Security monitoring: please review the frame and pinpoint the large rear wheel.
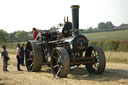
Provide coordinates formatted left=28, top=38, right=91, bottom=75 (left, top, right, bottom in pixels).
left=86, top=46, right=106, bottom=74
left=25, top=40, right=43, bottom=72
left=51, top=47, right=70, bottom=78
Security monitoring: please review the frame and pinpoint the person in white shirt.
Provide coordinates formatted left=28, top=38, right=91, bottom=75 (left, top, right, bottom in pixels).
left=16, top=43, right=22, bottom=71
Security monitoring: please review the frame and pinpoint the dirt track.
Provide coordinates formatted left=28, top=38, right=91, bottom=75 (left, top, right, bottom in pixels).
left=0, top=54, right=128, bottom=85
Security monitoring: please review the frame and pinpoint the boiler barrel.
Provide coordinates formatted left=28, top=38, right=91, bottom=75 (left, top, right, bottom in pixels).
left=71, top=5, right=80, bottom=35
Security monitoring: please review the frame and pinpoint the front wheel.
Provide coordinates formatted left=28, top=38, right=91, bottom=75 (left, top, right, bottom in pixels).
left=25, top=40, right=43, bottom=72
left=86, top=46, right=106, bottom=74
left=51, top=47, right=70, bottom=78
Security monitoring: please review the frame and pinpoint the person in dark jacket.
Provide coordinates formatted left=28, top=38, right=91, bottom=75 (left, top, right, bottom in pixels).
left=16, top=43, right=22, bottom=71
left=32, top=27, right=38, bottom=40
left=20, top=44, right=25, bottom=66
left=1, top=45, right=10, bottom=71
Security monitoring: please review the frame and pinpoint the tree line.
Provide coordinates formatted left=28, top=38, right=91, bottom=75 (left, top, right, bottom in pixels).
left=0, top=30, right=33, bottom=43
left=80, top=21, right=128, bottom=33
left=0, top=21, right=128, bottom=43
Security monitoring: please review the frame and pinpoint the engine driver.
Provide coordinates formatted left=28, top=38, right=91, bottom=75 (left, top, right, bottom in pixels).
left=32, top=27, right=38, bottom=40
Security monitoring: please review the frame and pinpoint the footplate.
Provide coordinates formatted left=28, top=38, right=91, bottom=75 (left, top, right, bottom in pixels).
left=71, top=57, right=96, bottom=65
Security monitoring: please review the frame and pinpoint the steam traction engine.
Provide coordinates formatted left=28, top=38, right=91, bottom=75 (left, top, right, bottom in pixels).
left=25, top=5, right=106, bottom=78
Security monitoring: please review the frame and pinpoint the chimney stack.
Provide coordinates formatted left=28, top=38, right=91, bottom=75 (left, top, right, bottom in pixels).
left=71, top=5, right=80, bottom=35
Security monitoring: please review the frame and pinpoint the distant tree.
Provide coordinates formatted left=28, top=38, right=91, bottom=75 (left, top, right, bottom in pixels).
left=79, top=29, right=83, bottom=31
left=0, top=29, right=9, bottom=43
left=118, top=24, right=128, bottom=29
left=98, top=22, right=107, bottom=30
left=93, top=27, right=98, bottom=31
left=16, top=31, right=29, bottom=41
left=106, top=21, right=114, bottom=30
left=8, top=32, right=17, bottom=43
left=87, top=27, right=93, bottom=32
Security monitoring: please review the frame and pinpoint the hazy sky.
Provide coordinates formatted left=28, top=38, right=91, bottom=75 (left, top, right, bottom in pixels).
left=0, top=0, right=128, bottom=33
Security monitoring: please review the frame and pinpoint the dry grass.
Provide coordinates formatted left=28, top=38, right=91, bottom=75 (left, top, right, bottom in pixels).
left=105, top=51, right=128, bottom=64
left=1, top=48, right=128, bottom=64
left=8, top=48, right=16, bottom=54
left=0, top=48, right=16, bottom=54
left=0, top=55, right=128, bottom=85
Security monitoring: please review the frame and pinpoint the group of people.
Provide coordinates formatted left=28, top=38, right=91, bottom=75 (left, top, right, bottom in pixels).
left=1, top=43, right=25, bottom=71
left=1, top=27, right=38, bottom=72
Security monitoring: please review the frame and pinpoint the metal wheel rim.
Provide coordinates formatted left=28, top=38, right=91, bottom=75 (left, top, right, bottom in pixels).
left=52, top=50, right=63, bottom=77
left=26, top=43, right=34, bottom=71
left=91, top=49, right=99, bottom=72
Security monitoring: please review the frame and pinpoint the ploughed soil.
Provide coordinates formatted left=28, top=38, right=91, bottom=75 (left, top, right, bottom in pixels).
left=0, top=54, right=128, bottom=85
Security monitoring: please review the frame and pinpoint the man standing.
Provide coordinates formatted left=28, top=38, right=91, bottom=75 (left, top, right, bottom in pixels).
left=1, top=45, right=10, bottom=71
left=32, top=27, right=38, bottom=40
left=20, top=44, right=25, bottom=66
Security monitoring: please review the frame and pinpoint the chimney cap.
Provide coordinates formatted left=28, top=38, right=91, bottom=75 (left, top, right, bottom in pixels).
left=71, top=5, right=80, bottom=8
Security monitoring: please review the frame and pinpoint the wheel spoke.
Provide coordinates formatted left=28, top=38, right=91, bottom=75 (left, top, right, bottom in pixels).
left=93, top=62, right=99, bottom=71
left=53, top=65, right=59, bottom=68
left=94, top=50, right=97, bottom=56
left=27, top=58, right=32, bottom=61
left=93, top=50, right=99, bottom=59
left=92, top=50, right=96, bottom=57
left=53, top=56, right=58, bottom=60
left=93, top=50, right=99, bottom=71
left=97, top=59, right=99, bottom=62
left=29, top=63, right=33, bottom=70
left=93, top=64, right=98, bottom=70
left=95, top=54, right=98, bottom=57
left=92, top=50, right=99, bottom=70
left=94, top=63, right=98, bottom=68
left=29, top=63, right=33, bottom=68
left=95, top=55, right=99, bottom=59
left=91, top=52, right=94, bottom=57
left=56, top=50, right=60, bottom=57
left=56, top=66, right=62, bottom=76
left=57, top=56, right=62, bottom=62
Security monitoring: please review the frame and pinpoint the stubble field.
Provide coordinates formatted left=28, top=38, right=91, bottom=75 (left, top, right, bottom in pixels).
left=0, top=53, right=128, bottom=85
